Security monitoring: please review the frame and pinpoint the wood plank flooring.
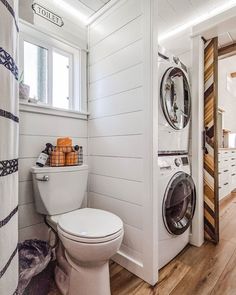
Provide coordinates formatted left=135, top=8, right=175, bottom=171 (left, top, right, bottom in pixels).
left=110, top=193, right=236, bottom=295
left=39, top=193, right=236, bottom=295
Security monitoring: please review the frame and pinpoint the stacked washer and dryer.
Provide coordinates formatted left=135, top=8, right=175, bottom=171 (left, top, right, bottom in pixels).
left=157, top=50, right=196, bottom=269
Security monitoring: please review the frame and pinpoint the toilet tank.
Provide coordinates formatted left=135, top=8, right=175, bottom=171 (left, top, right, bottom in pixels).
left=31, top=165, right=88, bottom=215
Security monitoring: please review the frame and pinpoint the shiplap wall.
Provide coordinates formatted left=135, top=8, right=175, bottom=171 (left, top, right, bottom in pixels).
left=18, top=110, right=88, bottom=241
left=88, top=0, right=159, bottom=284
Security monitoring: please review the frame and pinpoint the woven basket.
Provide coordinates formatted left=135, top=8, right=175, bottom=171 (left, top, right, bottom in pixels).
left=50, top=150, right=65, bottom=167
left=65, top=152, right=78, bottom=166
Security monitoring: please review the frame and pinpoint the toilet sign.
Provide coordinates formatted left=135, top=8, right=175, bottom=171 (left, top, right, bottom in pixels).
left=32, top=3, right=64, bottom=27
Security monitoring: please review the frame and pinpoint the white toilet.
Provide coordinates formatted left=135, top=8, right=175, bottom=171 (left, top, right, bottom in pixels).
left=31, top=165, right=124, bottom=295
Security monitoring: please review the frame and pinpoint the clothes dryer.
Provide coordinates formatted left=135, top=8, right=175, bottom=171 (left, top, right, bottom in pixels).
left=158, top=53, right=191, bottom=155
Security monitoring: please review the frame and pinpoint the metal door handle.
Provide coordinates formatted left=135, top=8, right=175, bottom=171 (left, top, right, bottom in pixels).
left=203, top=128, right=208, bottom=154
left=36, top=175, right=49, bottom=182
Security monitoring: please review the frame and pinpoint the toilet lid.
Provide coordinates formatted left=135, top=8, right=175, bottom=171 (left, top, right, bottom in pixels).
left=57, top=208, right=123, bottom=239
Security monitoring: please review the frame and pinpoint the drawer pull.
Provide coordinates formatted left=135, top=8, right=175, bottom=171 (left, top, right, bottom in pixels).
left=218, top=172, right=221, bottom=175
left=224, top=182, right=229, bottom=186
left=224, top=170, right=229, bottom=172
left=232, top=174, right=236, bottom=176
left=219, top=187, right=222, bottom=189
left=224, top=160, right=229, bottom=162
left=232, top=165, right=236, bottom=167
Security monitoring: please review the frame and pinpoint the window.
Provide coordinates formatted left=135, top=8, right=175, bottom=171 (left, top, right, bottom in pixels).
left=19, top=24, right=84, bottom=112
left=52, top=50, right=71, bottom=109
left=23, top=40, right=73, bottom=110
left=24, top=41, right=48, bottom=103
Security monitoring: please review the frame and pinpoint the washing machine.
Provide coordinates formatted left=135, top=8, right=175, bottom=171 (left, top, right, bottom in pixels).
left=158, top=52, right=191, bottom=155
left=158, top=155, right=196, bottom=269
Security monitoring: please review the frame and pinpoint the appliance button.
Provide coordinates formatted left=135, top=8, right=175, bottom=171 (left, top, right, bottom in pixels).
left=175, top=158, right=181, bottom=167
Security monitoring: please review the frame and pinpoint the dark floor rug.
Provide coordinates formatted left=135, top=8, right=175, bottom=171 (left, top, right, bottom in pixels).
left=23, top=262, right=60, bottom=295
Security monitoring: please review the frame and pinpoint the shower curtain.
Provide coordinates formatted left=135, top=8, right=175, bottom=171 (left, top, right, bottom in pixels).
left=0, top=0, right=19, bottom=294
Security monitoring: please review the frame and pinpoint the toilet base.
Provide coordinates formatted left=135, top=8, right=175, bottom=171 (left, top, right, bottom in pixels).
left=55, top=242, right=111, bottom=295
left=68, top=254, right=111, bottom=295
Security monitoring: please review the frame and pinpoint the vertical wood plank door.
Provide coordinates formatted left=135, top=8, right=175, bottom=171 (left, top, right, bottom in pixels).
left=204, top=37, right=219, bottom=243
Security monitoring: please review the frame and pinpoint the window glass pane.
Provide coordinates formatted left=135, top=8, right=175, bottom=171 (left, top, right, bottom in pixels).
left=24, top=41, right=48, bottom=103
left=53, top=51, right=70, bottom=110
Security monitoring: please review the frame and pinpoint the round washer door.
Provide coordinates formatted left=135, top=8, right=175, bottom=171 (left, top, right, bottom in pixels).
left=163, top=172, right=196, bottom=235
left=160, top=67, right=191, bottom=130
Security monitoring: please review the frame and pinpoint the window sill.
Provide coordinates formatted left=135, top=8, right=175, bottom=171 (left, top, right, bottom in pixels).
left=19, top=101, right=89, bottom=120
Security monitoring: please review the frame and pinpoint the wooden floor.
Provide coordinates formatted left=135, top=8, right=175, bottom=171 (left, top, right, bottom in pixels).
left=110, top=193, right=236, bottom=295
left=45, top=193, right=236, bottom=295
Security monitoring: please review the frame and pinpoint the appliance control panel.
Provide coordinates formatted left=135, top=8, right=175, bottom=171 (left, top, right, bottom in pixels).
left=158, top=156, right=189, bottom=173
left=158, top=158, right=172, bottom=170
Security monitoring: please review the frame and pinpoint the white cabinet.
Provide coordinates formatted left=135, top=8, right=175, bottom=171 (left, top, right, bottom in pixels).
left=230, top=152, right=236, bottom=192
left=218, top=149, right=236, bottom=200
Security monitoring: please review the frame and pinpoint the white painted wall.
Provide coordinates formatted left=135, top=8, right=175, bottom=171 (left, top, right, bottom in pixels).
left=218, top=55, right=236, bottom=133
left=18, top=108, right=88, bottom=241
left=88, top=0, right=159, bottom=285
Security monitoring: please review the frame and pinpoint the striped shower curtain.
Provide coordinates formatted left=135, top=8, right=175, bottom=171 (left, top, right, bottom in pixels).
left=0, top=0, right=19, bottom=294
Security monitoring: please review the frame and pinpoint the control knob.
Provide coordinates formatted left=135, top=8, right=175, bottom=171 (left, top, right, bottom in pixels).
left=175, top=158, right=181, bottom=167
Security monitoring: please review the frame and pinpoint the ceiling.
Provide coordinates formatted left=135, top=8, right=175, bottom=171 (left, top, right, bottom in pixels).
left=77, top=0, right=111, bottom=14
left=158, top=0, right=234, bottom=38
left=158, top=0, right=236, bottom=59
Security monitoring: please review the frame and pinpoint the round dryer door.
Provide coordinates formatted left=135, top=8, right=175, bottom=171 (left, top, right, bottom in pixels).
left=160, top=67, right=191, bottom=130
left=163, top=172, right=196, bottom=235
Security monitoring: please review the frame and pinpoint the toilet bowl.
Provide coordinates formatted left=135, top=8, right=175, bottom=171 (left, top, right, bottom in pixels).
left=55, top=208, right=123, bottom=295
left=31, top=165, right=124, bottom=295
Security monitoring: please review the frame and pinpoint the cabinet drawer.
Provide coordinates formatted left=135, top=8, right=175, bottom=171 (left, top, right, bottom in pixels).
left=219, top=182, right=230, bottom=200
left=231, top=173, right=236, bottom=190
left=219, top=150, right=230, bottom=158
left=219, top=186, right=226, bottom=200
left=231, top=163, right=236, bottom=172
left=231, top=150, right=236, bottom=156
left=219, top=158, right=230, bottom=169
left=219, top=170, right=230, bottom=184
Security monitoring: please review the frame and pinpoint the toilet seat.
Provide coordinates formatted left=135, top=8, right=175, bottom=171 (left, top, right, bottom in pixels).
left=58, top=227, right=123, bottom=244
left=56, top=208, right=123, bottom=244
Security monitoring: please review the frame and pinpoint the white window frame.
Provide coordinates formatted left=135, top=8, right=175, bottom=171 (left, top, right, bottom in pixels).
left=19, top=21, right=84, bottom=113
left=51, top=47, right=73, bottom=110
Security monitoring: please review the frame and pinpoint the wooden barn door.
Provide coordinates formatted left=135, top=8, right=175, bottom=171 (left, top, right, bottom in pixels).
left=203, top=37, right=219, bottom=243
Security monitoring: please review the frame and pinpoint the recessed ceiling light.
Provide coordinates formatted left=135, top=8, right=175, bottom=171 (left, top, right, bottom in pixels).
left=159, top=0, right=236, bottom=42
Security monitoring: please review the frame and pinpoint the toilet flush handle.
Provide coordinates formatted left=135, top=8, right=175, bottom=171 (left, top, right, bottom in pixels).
left=36, top=175, right=49, bottom=182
